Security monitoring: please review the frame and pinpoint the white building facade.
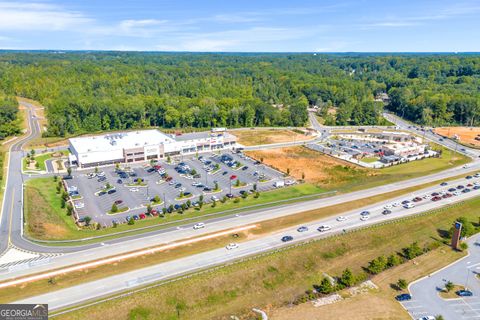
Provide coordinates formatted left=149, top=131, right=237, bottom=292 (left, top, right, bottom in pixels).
left=69, top=129, right=237, bottom=168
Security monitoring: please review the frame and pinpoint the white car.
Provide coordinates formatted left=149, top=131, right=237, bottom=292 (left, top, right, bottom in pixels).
left=416, top=316, right=435, bottom=320
left=392, top=202, right=400, bottom=207
left=97, top=171, right=105, bottom=177
left=317, top=225, right=332, bottom=232
left=453, top=191, right=461, bottom=196
left=463, top=164, right=469, bottom=169
left=211, top=196, right=219, bottom=202
left=225, top=243, right=239, bottom=250
left=130, top=188, right=139, bottom=192
left=360, top=215, right=370, bottom=221
left=336, top=216, right=347, bottom=222
left=193, top=222, right=205, bottom=230
left=179, top=187, right=186, bottom=192
left=74, top=202, right=84, bottom=209
left=403, top=203, right=415, bottom=209
left=384, top=204, right=392, bottom=209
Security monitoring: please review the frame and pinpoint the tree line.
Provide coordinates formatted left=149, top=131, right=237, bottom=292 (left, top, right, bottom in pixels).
left=0, top=52, right=479, bottom=137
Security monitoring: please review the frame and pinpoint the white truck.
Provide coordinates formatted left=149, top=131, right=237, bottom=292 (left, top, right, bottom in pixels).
left=274, top=180, right=285, bottom=188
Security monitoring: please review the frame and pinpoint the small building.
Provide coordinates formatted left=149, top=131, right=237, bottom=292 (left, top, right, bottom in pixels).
left=380, top=155, right=401, bottom=164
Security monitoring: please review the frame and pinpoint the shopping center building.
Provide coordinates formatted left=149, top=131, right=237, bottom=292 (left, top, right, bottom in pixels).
left=68, top=128, right=237, bottom=168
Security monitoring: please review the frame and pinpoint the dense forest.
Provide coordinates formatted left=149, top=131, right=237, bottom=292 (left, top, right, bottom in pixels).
left=0, top=52, right=479, bottom=137
left=0, top=91, right=20, bottom=139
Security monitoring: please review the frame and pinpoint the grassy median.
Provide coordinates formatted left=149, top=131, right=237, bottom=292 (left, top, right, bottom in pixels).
left=51, top=196, right=480, bottom=320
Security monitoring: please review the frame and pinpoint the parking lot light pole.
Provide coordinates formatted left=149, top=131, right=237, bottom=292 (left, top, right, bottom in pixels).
left=163, top=193, right=166, bottom=209
left=230, top=179, right=232, bottom=195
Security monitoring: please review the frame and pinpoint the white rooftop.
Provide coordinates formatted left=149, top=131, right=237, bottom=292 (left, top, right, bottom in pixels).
left=69, top=130, right=175, bottom=153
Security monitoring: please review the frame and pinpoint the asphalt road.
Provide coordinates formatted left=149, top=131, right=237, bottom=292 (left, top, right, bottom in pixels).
left=0, top=101, right=41, bottom=255
left=403, top=236, right=480, bottom=320
left=15, top=174, right=480, bottom=310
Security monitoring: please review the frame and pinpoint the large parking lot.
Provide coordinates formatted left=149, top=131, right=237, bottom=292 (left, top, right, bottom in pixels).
left=66, top=151, right=288, bottom=226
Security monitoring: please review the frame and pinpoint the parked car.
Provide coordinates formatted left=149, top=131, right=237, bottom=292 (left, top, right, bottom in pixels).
left=226, top=193, right=234, bottom=198
left=222, top=171, right=228, bottom=175
left=139, top=213, right=146, bottom=220
left=107, top=189, right=116, bottom=194
left=281, top=236, right=293, bottom=242
left=133, top=215, right=139, bottom=220
left=456, top=290, right=473, bottom=297
left=117, top=179, right=123, bottom=184
left=114, top=200, right=123, bottom=205
left=395, top=293, right=412, bottom=301
left=230, top=175, right=237, bottom=180
left=242, top=166, right=248, bottom=171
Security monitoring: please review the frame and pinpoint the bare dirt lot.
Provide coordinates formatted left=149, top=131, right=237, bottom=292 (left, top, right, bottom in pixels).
left=435, top=127, right=480, bottom=147
left=246, top=146, right=373, bottom=188
left=232, top=129, right=314, bottom=146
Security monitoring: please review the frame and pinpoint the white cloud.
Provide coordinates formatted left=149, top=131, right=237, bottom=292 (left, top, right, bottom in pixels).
left=0, top=1, right=92, bottom=31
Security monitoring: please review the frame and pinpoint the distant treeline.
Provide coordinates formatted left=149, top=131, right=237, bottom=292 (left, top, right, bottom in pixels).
left=0, top=52, right=479, bottom=136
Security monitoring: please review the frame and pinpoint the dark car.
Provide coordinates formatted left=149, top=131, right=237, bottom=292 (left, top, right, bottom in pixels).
left=129, top=172, right=137, bottom=177
left=97, top=176, right=106, bottom=182
left=474, top=186, right=480, bottom=190
left=184, top=192, right=191, bottom=196
left=222, top=171, right=228, bottom=175
left=114, top=200, right=123, bottom=205
left=226, top=193, right=234, bottom=198
left=382, top=209, right=392, bottom=215
left=133, top=215, right=139, bottom=220
left=107, top=189, right=116, bottom=194
left=239, top=190, right=247, bottom=195
left=117, top=179, right=123, bottom=184
left=457, top=185, right=465, bottom=189
left=456, top=290, right=473, bottom=297
left=63, top=175, right=73, bottom=180
left=98, top=190, right=107, bottom=196
left=203, top=187, right=212, bottom=192
left=174, top=204, right=181, bottom=210
left=175, top=183, right=182, bottom=188
left=395, top=293, right=412, bottom=301
left=440, top=182, right=448, bottom=186
left=466, top=175, right=473, bottom=180
left=401, top=200, right=410, bottom=205
left=242, top=166, right=249, bottom=171
left=448, top=188, right=457, bottom=192
left=281, top=236, right=293, bottom=242
left=463, top=188, right=471, bottom=193
left=146, top=168, right=155, bottom=173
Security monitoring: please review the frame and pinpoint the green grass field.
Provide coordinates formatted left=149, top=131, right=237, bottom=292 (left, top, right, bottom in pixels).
left=53, top=194, right=480, bottom=320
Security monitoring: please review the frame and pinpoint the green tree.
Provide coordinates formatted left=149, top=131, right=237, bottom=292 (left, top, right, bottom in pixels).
left=387, top=254, right=402, bottom=268
left=367, top=255, right=388, bottom=274
left=339, top=268, right=355, bottom=288
left=67, top=167, right=72, bottom=176
left=84, top=216, right=92, bottom=226
left=316, top=277, right=333, bottom=294
left=397, top=278, right=408, bottom=290
left=128, top=217, right=135, bottom=225
left=445, top=281, right=454, bottom=292
left=403, top=242, right=423, bottom=260
left=111, top=203, right=118, bottom=213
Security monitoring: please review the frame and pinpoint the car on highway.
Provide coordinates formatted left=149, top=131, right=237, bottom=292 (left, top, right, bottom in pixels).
left=336, top=216, right=347, bottom=222
left=317, top=225, right=331, bottom=232
left=360, top=215, right=370, bottom=221
left=448, top=188, right=457, bottom=192
left=281, top=236, right=293, bottom=242
left=395, top=293, right=412, bottom=301
left=225, top=243, right=239, bottom=250
left=457, top=185, right=465, bottom=189
left=440, top=182, right=448, bottom=186
left=416, top=316, right=435, bottom=320
left=403, top=203, right=415, bottom=209
left=382, top=209, right=392, bottom=215
left=456, top=289, right=473, bottom=297
left=466, top=175, right=473, bottom=180
left=384, top=204, right=393, bottom=209
left=193, top=222, right=205, bottom=230
left=360, top=211, right=370, bottom=216
left=392, top=202, right=400, bottom=207
left=297, top=226, right=309, bottom=232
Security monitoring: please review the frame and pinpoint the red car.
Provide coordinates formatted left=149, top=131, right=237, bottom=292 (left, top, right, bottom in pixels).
left=154, top=165, right=162, bottom=170
left=230, top=175, right=237, bottom=180
left=166, top=176, right=173, bottom=182
left=412, top=197, right=422, bottom=202
left=139, top=213, right=146, bottom=220
left=150, top=209, right=159, bottom=216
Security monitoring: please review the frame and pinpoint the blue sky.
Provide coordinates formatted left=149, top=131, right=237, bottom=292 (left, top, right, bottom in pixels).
left=0, top=0, right=479, bottom=52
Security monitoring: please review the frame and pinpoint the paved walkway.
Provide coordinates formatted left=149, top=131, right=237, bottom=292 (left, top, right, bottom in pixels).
left=404, top=236, right=480, bottom=319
